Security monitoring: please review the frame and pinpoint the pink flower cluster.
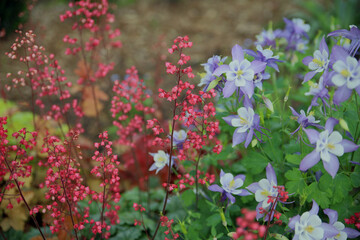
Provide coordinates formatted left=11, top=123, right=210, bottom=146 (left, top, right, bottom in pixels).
left=111, top=66, right=155, bottom=147
left=160, top=215, right=179, bottom=240
left=232, top=209, right=266, bottom=240
left=345, top=212, right=360, bottom=230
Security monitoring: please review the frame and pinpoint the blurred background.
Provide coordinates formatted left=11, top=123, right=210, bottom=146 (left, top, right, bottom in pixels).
left=1, top=0, right=359, bottom=85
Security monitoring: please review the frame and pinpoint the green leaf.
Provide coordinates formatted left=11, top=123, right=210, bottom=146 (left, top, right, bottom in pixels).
left=333, top=174, right=352, bottom=204
left=242, top=151, right=269, bottom=174
left=350, top=172, right=360, bottom=187
left=285, top=154, right=302, bottom=165
left=306, top=182, right=331, bottom=209
left=207, top=78, right=221, bottom=91
left=181, top=189, right=195, bottom=207
left=285, top=169, right=306, bottom=195
left=114, top=225, right=142, bottom=239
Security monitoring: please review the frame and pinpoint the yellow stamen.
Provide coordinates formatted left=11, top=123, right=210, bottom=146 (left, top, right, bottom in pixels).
left=237, top=69, right=244, bottom=76
left=229, top=179, right=235, bottom=189
left=327, top=143, right=335, bottom=150
left=240, top=117, right=248, bottom=125
left=261, top=190, right=270, bottom=196
left=305, top=225, right=314, bottom=233
left=341, top=69, right=351, bottom=77
left=313, top=58, right=324, bottom=67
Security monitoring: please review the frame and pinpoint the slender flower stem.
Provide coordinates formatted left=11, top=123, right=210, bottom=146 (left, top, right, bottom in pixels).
left=2, top=154, right=46, bottom=240
left=263, top=194, right=279, bottom=240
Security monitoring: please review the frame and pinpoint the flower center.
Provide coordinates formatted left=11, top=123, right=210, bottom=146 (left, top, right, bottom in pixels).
left=341, top=69, right=351, bottom=77
left=327, top=143, right=335, bottom=150
left=228, top=179, right=235, bottom=190
left=240, top=117, right=248, bottom=125
left=313, top=58, right=324, bottom=67
left=237, top=69, right=244, bottom=76
left=305, top=225, right=314, bottom=233
left=157, top=157, right=165, bottom=164
left=261, top=190, right=270, bottom=196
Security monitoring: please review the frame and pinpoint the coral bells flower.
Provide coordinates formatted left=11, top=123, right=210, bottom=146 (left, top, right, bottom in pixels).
left=149, top=150, right=173, bottom=174
left=288, top=200, right=338, bottom=240
left=324, top=209, right=360, bottom=239
left=208, top=169, right=250, bottom=204
left=345, top=212, right=360, bottom=230
left=301, top=118, right=359, bottom=178
left=223, top=107, right=266, bottom=148
left=231, top=208, right=266, bottom=240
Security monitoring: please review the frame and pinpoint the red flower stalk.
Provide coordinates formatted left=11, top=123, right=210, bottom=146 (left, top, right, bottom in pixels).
left=39, top=130, right=90, bottom=238
left=89, top=131, right=121, bottom=239
left=0, top=117, right=45, bottom=239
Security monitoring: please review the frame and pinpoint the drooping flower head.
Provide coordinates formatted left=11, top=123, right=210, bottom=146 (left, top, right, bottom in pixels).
left=324, top=209, right=360, bottom=240
left=289, top=106, right=322, bottom=135
left=304, top=75, right=330, bottom=113
left=208, top=169, right=250, bottom=204
left=281, top=18, right=310, bottom=52
left=255, top=28, right=282, bottom=48
left=199, top=55, right=227, bottom=92
left=172, top=129, right=187, bottom=149
left=149, top=150, right=172, bottom=174
left=223, top=107, right=266, bottom=148
left=328, top=25, right=360, bottom=57
left=301, top=118, right=359, bottom=178
left=288, top=200, right=338, bottom=240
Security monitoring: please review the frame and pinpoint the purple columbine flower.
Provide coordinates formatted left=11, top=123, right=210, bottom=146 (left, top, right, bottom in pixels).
left=172, top=129, right=187, bottom=149
left=247, top=163, right=279, bottom=221
left=223, top=107, right=265, bottom=148
left=213, top=44, right=266, bottom=98
left=245, top=45, right=283, bottom=72
left=330, top=45, right=360, bottom=105
left=208, top=169, right=250, bottom=204
left=301, top=118, right=359, bottom=178
left=323, top=209, right=360, bottom=240
left=302, top=36, right=330, bottom=83
left=255, top=28, right=282, bottom=48
left=199, top=55, right=227, bottom=92
left=289, top=106, right=322, bottom=135
left=328, top=25, right=360, bottom=57
left=288, top=200, right=338, bottom=240
left=281, top=18, right=310, bottom=52
left=305, top=75, right=330, bottom=113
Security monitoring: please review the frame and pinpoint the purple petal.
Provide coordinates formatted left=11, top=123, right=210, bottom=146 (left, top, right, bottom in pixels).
left=213, top=64, right=230, bottom=76
left=321, top=223, right=339, bottom=238
left=356, top=85, right=360, bottom=96
left=237, top=189, right=251, bottom=196
left=223, top=115, right=239, bottom=126
left=330, top=45, right=348, bottom=64
left=208, top=184, right=224, bottom=193
left=323, top=209, right=338, bottom=225
left=250, top=60, right=266, bottom=74
left=242, top=80, right=255, bottom=98
left=309, top=199, right=319, bottom=215
left=246, top=182, right=260, bottom=193
left=266, top=163, right=277, bottom=185
left=232, top=44, right=244, bottom=62
left=319, top=36, right=329, bottom=54
left=220, top=169, right=225, bottom=178
left=243, top=92, right=253, bottom=108
left=323, top=154, right=339, bottom=178
left=341, top=139, right=359, bottom=153
left=244, top=49, right=257, bottom=58
left=244, top=128, right=254, bottom=148
left=302, top=56, right=313, bottom=65
left=333, top=85, right=352, bottom=105
left=303, top=71, right=317, bottom=83
left=234, top=174, right=246, bottom=182
left=288, top=215, right=300, bottom=230
left=226, top=192, right=236, bottom=203
left=325, top=118, right=339, bottom=134
left=328, top=29, right=353, bottom=39
left=255, top=202, right=265, bottom=220
left=223, top=80, right=236, bottom=98
left=233, top=131, right=247, bottom=147
left=344, top=227, right=360, bottom=238
left=300, top=150, right=321, bottom=171
left=289, top=106, right=299, bottom=117
left=303, top=128, right=320, bottom=144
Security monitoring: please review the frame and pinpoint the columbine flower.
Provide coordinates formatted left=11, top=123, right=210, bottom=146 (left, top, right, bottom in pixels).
left=172, top=129, right=187, bottom=148
left=149, top=150, right=171, bottom=174
left=245, top=45, right=282, bottom=72
left=199, top=55, right=227, bottom=91
left=281, top=18, right=310, bottom=52
left=288, top=200, right=338, bottom=240
left=289, top=106, right=322, bottom=135
left=247, top=163, right=279, bottom=221
left=304, top=75, right=330, bottom=113
left=324, top=209, right=360, bottom=240
left=213, top=44, right=266, bottom=98
left=223, top=107, right=265, bottom=148
left=302, top=37, right=330, bottom=82
left=255, top=28, right=282, bottom=47
left=328, top=25, right=360, bottom=57
left=301, top=118, right=359, bottom=178
left=208, top=169, right=250, bottom=204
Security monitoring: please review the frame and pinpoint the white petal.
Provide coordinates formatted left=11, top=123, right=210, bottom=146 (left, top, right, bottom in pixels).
left=328, top=143, right=344, bottom=157
left=346, top=56, right=358, bottom=69
left=333, top=222, right=345, bottom=231
left=307, top=214, right=322, bottom=227
left=321, top=149, right=331, bottom=163
left=308, top=227, right=324, bottom=239
left=232, top=178, right=244, bottom=189
left=220, top=173, right=233, bottom=187
left=231, top=118, right=241, bottom=127
left=328, top=131, right=343, bottom=144
left=333, top=60, right=347, bottom=73
left=229, top=60, right=240, bottom=72
left=332, top=74, right=347, bottom=87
